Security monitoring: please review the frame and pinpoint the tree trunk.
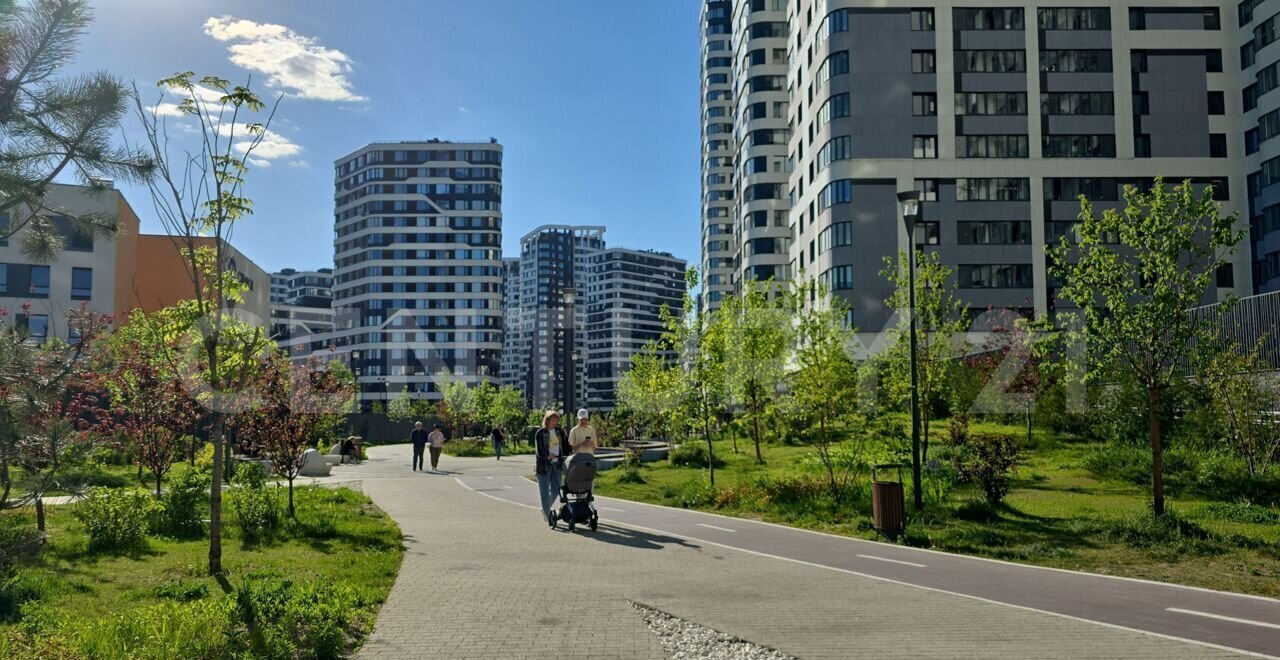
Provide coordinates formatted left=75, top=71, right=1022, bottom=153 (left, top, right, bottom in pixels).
left=1148, top=388, right=1164, bottom=517
left=209, top=414, right=224, bottom=574
left=287, top=478, right=295, bottom=518
left=751, top=391, right=763, bottom=463
left=35, top=496, right=45, bottom=533
left=1026, top=399, right=1034, bottom=448
left=821, top=416, right=836, bottom=498
left=137, top=460, right=143, bottom=484
left=702, top=396, right=715, bottom=488
left=155, top=471, right=162, bottom=497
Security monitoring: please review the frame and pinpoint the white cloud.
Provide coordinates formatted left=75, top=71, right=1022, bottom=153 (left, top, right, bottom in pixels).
left=203, top=16, right=365, bottom=102
left=248, top=158, right=271, bottom=168
left=212, top=121, right=303, bottom=164
left=286, top=159, right=310, bottom=169
left=147, top=85, right=227, bottom=118
left=457, top=106, right=471, bottom=114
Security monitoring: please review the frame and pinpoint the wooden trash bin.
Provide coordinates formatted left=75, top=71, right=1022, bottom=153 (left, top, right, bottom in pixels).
left=871, top=464, right=906, bottom=541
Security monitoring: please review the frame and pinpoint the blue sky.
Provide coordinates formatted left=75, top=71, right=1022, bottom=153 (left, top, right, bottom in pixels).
left=72, top=0, right=701, bottom=273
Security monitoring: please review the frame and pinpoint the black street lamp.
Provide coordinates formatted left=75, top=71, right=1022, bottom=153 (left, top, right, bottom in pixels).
left=897, top=189, right=924, bottom=511
left=562, top=287, right=576, bottom=414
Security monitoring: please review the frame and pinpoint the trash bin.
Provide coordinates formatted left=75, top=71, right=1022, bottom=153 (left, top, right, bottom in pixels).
left=871, top=463, right=906, bottom=541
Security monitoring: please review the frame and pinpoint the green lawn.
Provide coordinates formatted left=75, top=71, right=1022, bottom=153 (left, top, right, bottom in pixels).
left=595, top=423, right=1280, bottom=597
left=0, top=485, right=403, bottom=657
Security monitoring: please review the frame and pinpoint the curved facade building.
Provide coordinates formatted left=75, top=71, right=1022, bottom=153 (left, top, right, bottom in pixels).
left=331, top=140, right=504, bottom=406
left=700, top=0, right=737, bottom=312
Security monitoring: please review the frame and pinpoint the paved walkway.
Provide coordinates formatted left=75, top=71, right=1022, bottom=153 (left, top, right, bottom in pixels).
left=329, top=444, right=1273, bottom=660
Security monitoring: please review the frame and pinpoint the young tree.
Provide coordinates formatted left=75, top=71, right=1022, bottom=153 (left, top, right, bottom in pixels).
left=1199, top=344, right=1280, bottom=478
left=133, top=72, right=279, bottom=573
left=1048, top=178, right=1242, bottom=516
left=667, top=268, right=723, bottom=485
left=721, top=280, right=790, bottom=463
left=963, top=309, right=1057, bottom=447
left=105, top=345, right=201, bottom=496
left=241, top=353, right=354, bottom=517
left=467, top=380, right=497, bottom=430
left=387, top=385, right=418, bottom=424
left=880, top=249, right=967, bottom=470
left=616, top=348, right=685, bottom=447
left=489, top=386, right=528, bottom=443
left=0, top=306, right=111, bottom=531
left=435, top=371, right=473, bottom=439
left=0, top=0, right=153, bottom=261
left=785, top=282, right=860, bottom=498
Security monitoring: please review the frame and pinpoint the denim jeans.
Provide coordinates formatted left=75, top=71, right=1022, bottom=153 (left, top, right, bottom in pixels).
left=537, top=461, right=563, bottom=521
left=412, top=445, right=425, bottom=470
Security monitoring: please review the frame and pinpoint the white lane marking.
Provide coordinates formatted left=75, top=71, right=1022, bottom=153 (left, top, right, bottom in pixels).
left=857, top=554, right=927, bottom=568
left=501, top=484, right=513, bottom=490
left=600, top=519, right=1279, bottom=660
left=486, top=476, right=494, bottom=480
left=474, top=477, right=1276, bottom=659
left=600, top=507, right=626, bottom=513
left=592, top=494, right=1280, bottom=604
left=696, top=523, right=737, bottom=533
left=1166, top=608, right=1280, bottom=631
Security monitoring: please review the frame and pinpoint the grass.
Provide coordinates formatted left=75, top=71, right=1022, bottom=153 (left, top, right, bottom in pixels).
left=0, top=484, right=403, bottom=654
left=595, top=422, right=1280, bottom=597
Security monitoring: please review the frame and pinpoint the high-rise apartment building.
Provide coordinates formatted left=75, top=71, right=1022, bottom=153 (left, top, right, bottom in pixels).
left=1241, top=1, right=1280, bottom=291
left=270, top=267, right=334, bottom=348
left=701, top=2, right=1256, bottom=331
left=700, top=0, right=738, bottom=312
left=331, top=140, right=504, bottom=406
left=500, top=225, right=604, bottom=412
left=584, top=248, right=687, bottom=411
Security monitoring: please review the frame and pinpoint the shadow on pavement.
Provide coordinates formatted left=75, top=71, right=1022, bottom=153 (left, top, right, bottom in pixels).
left=578, top=523, right=701, bottom=551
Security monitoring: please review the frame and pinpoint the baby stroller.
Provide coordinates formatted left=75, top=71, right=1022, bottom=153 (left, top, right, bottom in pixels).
left=556, top=452, right=599, bottom=532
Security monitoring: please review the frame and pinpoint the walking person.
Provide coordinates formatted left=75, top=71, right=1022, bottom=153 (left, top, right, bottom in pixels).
left=491, top=426, right=505, bottom=461
left=569, top=408, right=597, bottom=455
left=535, top=410, right=570, bottom=528
left=409, top=422, right=428, bottom=471
left=428, top=423, right=446, bottom=471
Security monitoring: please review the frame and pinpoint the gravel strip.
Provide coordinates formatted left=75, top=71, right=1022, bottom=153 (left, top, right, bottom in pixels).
left=630, top=601, right=800, bottom=660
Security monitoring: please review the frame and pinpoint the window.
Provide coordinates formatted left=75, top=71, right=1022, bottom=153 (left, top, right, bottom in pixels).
left=20, top=313, right=49, bottom=341
left=29, top=265, right=49, bottom=297
left=1208, top=91, right=1225, bottom=114
left=71, top=267, right=91, bottom=300
left=817, top=136, right=851, bottom=171
left=912, top=50, right=936, bottom=73
left=818, top=180, right=853, bottom=211
left=959, top=221, right=1031, bottom=244
left=913, top=135, right=937, bottom=159
left=1248, top=127, right=1261, bottom=154
left=1260, top=107, right=1280, bottom=143
left=1260, top=62, right=1280, bottom=96
left=911, top=9, right=935, bottom=31
left=956, top=50, right=1026, bottom=73
left=822, top=8, right=850, bottom=36
left=954, top=8, right=1024, bottom=30
left=818, top=93, right=850, bottom=125
left=956, top=134, right=1029, bottom=158
left=1243, top=40, right=1256, bottom=69
left=1040, top=92, right=1114, bottom=115
left=1134, top=134, right=1152, bottom=157
left=1042, top=135, right=1117, bottom=157
left=959, top=264, right=1033, bottom=288
left=1131, top=7, right=1221, bottom=30
left=1133, top=92, right=1150, bottom=114
left=956, top=178, right=1030, bottom=201
left=914, top=222, right=940, bottom=246
left=912, top=93, right=937, bottom=116
left=1256, top=13, right=1280, bottom=48
left=748, top=75, right=784, bottom=93
left=820, top=265, right=853, bottom=290
left=0, top=264, right=6, bottom=294
left=817, top=51, right=849, bottom=85
left=1242, top=0, right=1264, bottom=27
left=1046, top=178, right=1119, bottom=201
left=1217, top=264, right=1235, bottom=288
left=1210, top=133, right=1228, bottom=157
left=916, top=178, right=938, bottom=201
left=956, top=92, right=1027, bottom=115
left=0, top=215, right=7, bottom=247
left=1040, top=50, right=1112, bottom=72
left=1038, top=7, right=1111, bottom=30
left=817, top=222, right=852, bottom=253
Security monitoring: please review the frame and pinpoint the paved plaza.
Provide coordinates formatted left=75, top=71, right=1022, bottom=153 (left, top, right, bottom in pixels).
left=342, top=444, right=1271, bottom=660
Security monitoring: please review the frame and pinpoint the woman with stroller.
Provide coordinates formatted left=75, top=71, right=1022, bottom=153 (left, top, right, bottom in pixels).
left=534, top=410, right=571, bottom=528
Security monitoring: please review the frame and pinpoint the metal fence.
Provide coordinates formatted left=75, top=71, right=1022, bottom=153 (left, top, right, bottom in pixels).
left=1189, top=290, right=1280, bottom=371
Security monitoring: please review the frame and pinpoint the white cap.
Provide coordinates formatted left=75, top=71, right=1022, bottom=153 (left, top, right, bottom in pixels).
left=576, top=408, right=589, bottom=420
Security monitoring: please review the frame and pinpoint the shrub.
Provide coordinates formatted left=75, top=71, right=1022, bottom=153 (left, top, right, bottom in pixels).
left=155, top=469, right=207, bottom=538
left=236, top=577, right=374, bottom=660
left=956, top=434, right=1020, bottom=505
left=153, top=580, right=209, bottom=602
left=953, top=500, right=1000, bottom=523
left=1101, top=507, right=1219, bottom=556
left=447, top=439, right=488, bottom=457
left=1195, top=501, right=1280, bottom=524
left=193, top=443, right=215, bottom=475
left=229, top=472, right=281, bottom=544
left=669, top=443, right=724, bottom=469
left=73, top=599, right=236, bottom=660
left=74, top=488, right=159, bottom=552
left=673, top=480, right=716, bottom=508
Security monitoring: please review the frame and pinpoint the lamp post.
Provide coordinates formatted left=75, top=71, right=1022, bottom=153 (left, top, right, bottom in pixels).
left=562, top=287, right=576, bottom=414
left=897, top=190, right=924, bottom=511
